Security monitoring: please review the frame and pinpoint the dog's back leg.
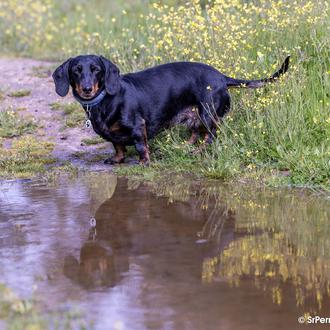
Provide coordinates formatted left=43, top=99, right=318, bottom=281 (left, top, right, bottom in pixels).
left=198, top=88, right=231, bottom=144
left=132, top=118, right=150, bottom=166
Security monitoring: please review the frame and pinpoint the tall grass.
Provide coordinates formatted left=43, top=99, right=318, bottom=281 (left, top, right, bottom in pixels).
left=0, top=0, right=329, bottom=188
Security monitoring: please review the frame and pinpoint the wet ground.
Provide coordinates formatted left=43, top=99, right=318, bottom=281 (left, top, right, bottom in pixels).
left=1, top=172, right=330, bottom=329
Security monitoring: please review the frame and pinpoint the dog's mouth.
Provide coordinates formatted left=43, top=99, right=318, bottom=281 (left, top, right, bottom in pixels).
left=80, top=92, right=96, bottom=99
left=75, top=83, right=100, bottom=100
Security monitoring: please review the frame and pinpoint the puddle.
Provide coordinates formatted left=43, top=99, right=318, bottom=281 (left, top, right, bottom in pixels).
left=0, top=173, right=329, bottom=329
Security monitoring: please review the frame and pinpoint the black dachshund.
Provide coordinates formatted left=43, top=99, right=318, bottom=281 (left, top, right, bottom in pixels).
left=53, top=55, right=290, bottom=165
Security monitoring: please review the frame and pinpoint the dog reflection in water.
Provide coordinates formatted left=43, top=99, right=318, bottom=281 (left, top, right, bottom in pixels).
left=63, top=179, right=235, bottom=289
left=63, top=228, right=127, bottom=288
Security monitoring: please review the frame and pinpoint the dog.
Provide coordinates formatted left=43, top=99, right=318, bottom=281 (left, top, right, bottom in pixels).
left=53, top=55, right=290, bottom=165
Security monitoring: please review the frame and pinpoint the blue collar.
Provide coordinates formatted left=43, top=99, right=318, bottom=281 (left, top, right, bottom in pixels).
left=73, top=89, right=107, bottom=108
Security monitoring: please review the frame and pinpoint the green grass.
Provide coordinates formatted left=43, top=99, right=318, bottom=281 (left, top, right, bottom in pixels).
left=50, top=102, right=85, bottom=128
left=15, top=107, right=27, bottom=111
left=81, top=136, right=105, bottom=145
left=0, top=109, right=37, bottom=138
left=0, top=137, right=55, bottom=178
left=49, top=102, right=64, bottom=111
left=0, top=0, right=329, bottom=189
left=0, top=283, right=91, bottom=330
left=8, top=89, right=31, bottom=97
left=71, top=150, right=86, bottom=159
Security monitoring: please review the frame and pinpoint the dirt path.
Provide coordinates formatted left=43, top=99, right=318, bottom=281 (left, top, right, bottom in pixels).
left=0, top=57, right=116, bottom=171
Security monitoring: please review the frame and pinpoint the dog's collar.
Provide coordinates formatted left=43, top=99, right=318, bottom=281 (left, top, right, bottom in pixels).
left=73, top=89, right=107, bottom=108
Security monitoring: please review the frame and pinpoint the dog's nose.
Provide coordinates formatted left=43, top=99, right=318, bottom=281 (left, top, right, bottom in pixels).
left=82, top=86, right=92, bottom=94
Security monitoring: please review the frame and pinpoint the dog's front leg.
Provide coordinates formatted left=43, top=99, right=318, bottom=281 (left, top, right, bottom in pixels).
left=104, top=144, right=126, bottom=164
left=133, top=119, right=150, bottom=166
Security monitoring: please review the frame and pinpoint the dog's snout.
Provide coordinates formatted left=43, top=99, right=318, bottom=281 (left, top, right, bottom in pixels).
left=82, top=86, right=93, bottom=94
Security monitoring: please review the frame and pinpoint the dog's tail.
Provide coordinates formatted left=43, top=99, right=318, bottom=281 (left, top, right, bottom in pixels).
left=225, top=56, right=290, bottom=89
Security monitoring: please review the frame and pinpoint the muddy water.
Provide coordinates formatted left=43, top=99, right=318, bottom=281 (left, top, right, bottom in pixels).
left=0, top=173, right=330, bottom=330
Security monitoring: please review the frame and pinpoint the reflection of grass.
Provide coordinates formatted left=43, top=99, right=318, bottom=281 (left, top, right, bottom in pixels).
left=50, top=102, right=85, bottom=128
left=0, top=283, right=90, bottom=329
left=0, top=136, right=55, bottom=178
left=8, top=89, right=31, bottom=97
left=0, top=109, right=37, bottom=138
left=139, top=174, right=330, bottom=311
left=214, top=232, right=330, bottom=309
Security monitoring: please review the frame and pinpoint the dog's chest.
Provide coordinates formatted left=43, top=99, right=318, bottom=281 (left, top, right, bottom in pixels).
left=89, top=110, right=131, bottom=143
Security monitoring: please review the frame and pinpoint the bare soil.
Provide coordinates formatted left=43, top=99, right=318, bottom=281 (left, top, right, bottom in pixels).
left=0, top=57, right=116, bottom=171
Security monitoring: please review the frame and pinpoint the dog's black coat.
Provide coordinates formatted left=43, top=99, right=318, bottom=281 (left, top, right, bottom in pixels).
left=53, top=55, right=290, bottom=164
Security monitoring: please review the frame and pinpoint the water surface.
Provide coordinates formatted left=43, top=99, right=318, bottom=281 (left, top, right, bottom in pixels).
left=0, top=173, right=329, bottom=329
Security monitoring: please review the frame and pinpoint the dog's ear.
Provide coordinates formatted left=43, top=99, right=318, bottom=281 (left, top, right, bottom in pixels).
left=99, top=56, right=120, bottom=96
left=52, top=58, right=72, bottom=97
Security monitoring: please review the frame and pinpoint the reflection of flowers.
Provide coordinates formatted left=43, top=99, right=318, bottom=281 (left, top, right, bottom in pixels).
left=145, top=174, right=330, bottom=312
left=218, top=232, right=330, bottom=310
left=201, top=187, right=330, bottom=311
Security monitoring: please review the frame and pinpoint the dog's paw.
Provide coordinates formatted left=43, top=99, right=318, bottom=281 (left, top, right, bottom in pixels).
left=139, top=158, right=150, bottom=167
left=104, top=157, right=124, bottom=165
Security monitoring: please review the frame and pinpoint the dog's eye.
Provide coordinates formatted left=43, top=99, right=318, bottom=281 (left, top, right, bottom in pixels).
left=73, top=65, right=82, bottom=75
left=91, top=65, right=100, bottom=73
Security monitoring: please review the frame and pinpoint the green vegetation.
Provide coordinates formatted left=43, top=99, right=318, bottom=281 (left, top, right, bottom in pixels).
left=50, top=101, right=85, bottom=128
left=0, top=0, right=329, bottom=189
left=134, top=174, right=330, bottom=310
left=0, top=136, right=55, bottom=178
left=8, top=89, right=31, bottom=97
left=0, top=109, right=37, bottom=138
left=15, top=107, right=27, bottom=112
left=0, top=284, right=90, bottom=329
left=81, top=136, right=105, bottom=145
left=71, top=150, right=86, bottom=159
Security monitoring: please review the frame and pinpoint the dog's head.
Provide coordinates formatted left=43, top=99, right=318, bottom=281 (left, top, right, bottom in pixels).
left=52, top=55, right=120, bottom=99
